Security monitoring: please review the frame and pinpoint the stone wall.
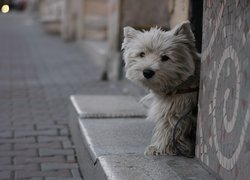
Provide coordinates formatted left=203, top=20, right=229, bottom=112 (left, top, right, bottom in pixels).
left=196, top=0, right=250, bottom=179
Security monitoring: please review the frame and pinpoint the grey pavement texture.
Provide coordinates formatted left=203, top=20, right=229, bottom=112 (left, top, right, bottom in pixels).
left=0, top=12, right=144, bottom=180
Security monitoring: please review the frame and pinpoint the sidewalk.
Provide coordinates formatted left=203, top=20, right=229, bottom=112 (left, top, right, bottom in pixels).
left=0, top=12, right=144, bottom=180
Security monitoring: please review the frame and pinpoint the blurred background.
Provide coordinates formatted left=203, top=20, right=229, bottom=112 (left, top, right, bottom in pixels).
left=0, top=1, right=203, bottom=179
left=0, top=0, right=203, bottom=81
left=0, top=0, right=203, bottom=180
left=0, top=0, right=249, bottom=180
left=1, top=0, right=27, bottom=12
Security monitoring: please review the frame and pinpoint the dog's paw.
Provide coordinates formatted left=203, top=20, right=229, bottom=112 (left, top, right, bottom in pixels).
left=144, top=145, right=166, bottom=156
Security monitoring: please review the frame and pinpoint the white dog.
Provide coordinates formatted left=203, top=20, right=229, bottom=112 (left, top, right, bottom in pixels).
left=122, top=21, right=200, bottom=156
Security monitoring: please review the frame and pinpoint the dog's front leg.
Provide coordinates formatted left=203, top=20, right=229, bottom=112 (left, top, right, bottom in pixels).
left=144, top=111, right=195, bottom=156
left=144, top=116, right=176, bottom=155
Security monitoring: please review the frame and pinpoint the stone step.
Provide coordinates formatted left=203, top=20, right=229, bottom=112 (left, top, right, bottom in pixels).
left=70, top=95, right=146, bottom=118
left=69, top=95, right=218, bottom=180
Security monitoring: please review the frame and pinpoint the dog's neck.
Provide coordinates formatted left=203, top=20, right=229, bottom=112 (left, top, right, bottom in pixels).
left=166, top=75, right=199, bottom=95
left=162, top=54, right=200, bottom=96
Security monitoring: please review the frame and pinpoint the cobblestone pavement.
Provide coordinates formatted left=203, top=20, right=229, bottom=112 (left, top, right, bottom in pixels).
left=0, top=13, right=144, bottom=180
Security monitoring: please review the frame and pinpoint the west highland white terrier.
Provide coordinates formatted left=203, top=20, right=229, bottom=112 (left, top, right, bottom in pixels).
left=122, top=21, right=200, bottom=156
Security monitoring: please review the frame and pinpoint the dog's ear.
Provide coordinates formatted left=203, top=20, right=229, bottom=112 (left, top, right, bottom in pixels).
left=124, top=26, right=140, bottom=40
left=171, top=21, right=195, bottom=41
left=122, top=27, right=140, bottom=50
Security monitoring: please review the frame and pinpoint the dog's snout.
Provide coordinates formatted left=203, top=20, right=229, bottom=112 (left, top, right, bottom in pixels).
left=143, top=69, right=155, bottom=79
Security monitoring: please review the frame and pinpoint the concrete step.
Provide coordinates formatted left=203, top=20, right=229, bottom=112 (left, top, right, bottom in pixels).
left=69, top=95, right=218, bottom=180
left=70, top=95, right=146, bottom=118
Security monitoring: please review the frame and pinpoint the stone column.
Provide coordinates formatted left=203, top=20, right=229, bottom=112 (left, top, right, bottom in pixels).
left=76, top=0, right=85, bottom=40
left=61, top=0, right=78, bottom=41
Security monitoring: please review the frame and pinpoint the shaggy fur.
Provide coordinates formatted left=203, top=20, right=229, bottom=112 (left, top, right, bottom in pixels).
left=122, top=21, right=200, bottom=156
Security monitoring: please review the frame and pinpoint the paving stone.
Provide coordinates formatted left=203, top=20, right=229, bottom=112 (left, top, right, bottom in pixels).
left=0, top=143, right=12, bottom=150
left=67, top=155, right=76, bottom=163
left=60, top=128, right=69, bottom=135
left=14, top=129, right=58, bottom=137
left=0, top=171, right=11, bottom=179
left=62, top=140, right=73, bottom=149
left=0, top=137, right=35, bottom=143
left=15, top=170, right=71, bottom=178
left=36, top=124, right=66, bottom=130
left=14, top=142, right=61, bottom=150
left=0, top=125, right=34, bottom=131
left=0, top=157, right=11, bottom=165
left=56, top=120, right=69, bottom=125
left=46, top=178, right=82, bottom=180
left=39, top=148, right=75, bottom=156
left=14, top=156, right=66, bottom=164
left=0, top=122, right=11, bottom=126
left=35, top=120, right=57, bottom=125
left=38, top=136, right=69, bottom=143
left=0, top=164, right=39, bottom=171
left=0, top=131, right=12, bottom=138
left=12, top=120, right=35, bottom=126
left=0, top=149, right=37, bottom=157
left=41, top=163, right=79, bottom=171
left=29, top=178, right=43, bottom=180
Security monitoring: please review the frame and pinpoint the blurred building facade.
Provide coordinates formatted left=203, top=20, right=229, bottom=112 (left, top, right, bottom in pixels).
left=31, top=0, right=195, bottom=80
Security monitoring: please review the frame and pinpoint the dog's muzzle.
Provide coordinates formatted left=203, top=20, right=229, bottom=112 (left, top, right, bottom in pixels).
left=143, top=69, right=155, bottom=79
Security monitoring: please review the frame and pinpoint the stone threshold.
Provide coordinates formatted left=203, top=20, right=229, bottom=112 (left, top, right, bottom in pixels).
left=69, top=95, right=217, bottom=180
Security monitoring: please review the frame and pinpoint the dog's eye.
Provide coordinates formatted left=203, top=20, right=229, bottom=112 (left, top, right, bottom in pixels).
left=139, top=52, right=145, bottom=58
left=161, top=55, right=170, bottom=62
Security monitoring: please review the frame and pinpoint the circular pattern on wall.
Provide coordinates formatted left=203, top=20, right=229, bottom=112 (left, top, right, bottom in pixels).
left=212, top=46, right=250, bottom=170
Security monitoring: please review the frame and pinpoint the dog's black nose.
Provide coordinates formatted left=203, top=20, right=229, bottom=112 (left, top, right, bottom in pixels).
left=143, top=69, right=155, bottom=79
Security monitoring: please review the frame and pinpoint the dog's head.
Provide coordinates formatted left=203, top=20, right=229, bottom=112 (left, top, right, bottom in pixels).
left=122, top=21, right=197, bottom=93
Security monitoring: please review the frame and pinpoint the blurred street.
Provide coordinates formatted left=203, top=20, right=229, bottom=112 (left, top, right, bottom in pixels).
left=0, top=12, right=143, bottom=180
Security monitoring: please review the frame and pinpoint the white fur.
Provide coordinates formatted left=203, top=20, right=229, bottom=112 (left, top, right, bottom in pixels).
left=122, top=21, right=200, bottom=156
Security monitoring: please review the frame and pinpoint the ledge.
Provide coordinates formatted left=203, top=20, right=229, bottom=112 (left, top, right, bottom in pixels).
left=70, top=95, right=146, bottom=118
left=69, top=95, right=217, bottom=180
